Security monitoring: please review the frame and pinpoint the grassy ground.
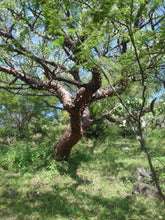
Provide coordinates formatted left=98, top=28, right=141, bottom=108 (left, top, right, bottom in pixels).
left=0, top=128, right=165, bottom=220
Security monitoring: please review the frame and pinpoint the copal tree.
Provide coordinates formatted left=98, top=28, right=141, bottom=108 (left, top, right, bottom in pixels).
left=0, top=0, right=164, bottom=160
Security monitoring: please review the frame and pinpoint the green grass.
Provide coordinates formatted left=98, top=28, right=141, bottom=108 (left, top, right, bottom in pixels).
left=0, top=128, right=165, bottom=220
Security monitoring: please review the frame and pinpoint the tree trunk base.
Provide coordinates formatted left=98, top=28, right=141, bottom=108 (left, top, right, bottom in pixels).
left=52, top=127, right=83, bottom=161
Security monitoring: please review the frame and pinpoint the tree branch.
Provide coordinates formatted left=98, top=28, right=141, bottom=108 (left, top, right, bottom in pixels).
left=43, top=101, right=64, bottom=110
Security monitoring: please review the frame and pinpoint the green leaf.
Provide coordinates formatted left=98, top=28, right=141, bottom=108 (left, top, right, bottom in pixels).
left=53, top=36, right=64, bottom=47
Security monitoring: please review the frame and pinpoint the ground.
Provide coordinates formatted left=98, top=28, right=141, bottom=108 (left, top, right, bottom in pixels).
left=0, top=127, right=165, bottom=220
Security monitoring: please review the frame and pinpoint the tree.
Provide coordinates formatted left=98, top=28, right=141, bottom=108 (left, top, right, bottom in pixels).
left=0, top=87, right=55, bottom=137
left=0, top=0, right=164, bottom=160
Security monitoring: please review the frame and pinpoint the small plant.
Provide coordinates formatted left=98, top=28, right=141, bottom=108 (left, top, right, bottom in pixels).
left=13, top=146, right=33, bottom=169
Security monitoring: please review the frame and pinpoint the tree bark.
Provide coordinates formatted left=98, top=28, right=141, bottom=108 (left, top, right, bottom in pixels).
left=52, top=127, right=83, bottom=160
left=52, top=110, right=84, bottom=160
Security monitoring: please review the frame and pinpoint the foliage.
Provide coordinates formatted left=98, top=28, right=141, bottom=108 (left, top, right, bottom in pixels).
left=0, top=0, right=164, bottom=103
left=0, top=87, right=58, bottom=137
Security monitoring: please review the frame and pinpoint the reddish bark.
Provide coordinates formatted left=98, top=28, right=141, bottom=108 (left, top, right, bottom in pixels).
left=53, top=111, right=84, bottom=160
left=52, top=127, right=83, bottom=160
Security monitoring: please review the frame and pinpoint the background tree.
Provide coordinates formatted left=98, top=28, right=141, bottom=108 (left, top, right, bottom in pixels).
left=0, top=90, right=53, bottom=138
left=0, top=72, right=59, bottom=137
left=0, top=0, right=164, bottom=160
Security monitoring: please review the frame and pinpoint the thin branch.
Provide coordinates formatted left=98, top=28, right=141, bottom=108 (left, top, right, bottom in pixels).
left=43, top=101, right=64, bottom=110
left=0, top=85, right=30, bottom=90
left=0, top=86, right=55, bottom=97
left=88, top=107, right=151, bottom=129
left=55, top=75, right=86, bottom=87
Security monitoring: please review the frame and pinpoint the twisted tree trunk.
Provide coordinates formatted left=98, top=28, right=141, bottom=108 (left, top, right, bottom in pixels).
left=52, top=112, right=84, bottom=160
left=52, top=126, right=83, bottom=160
left=52, top=105, right=91, bottom=160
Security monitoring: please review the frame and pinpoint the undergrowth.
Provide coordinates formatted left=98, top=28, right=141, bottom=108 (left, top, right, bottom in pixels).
left=0, top=127, right=165, bottom=220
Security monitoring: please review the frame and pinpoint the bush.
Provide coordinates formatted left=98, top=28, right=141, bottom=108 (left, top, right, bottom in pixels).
left=0, top=139, right=54, bottom=172
left=0, top=126, right=16, bottom=138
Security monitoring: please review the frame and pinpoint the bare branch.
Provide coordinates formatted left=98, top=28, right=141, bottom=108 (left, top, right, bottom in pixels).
left=0, top=65, right=72, bottom=107
left=0, top=87, right=55, bottom=97
left=55, top=75, right=86, bottom=87
left=44, top=101, right=64, bottom=110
